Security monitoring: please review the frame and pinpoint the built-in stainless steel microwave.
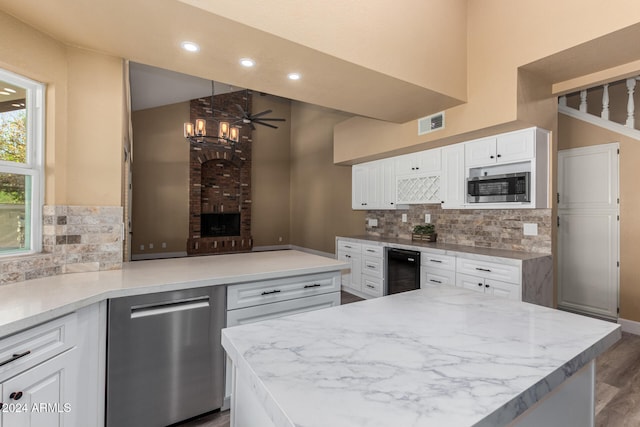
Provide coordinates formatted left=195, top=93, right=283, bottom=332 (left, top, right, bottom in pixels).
left=466, top=172, right=530, bottom=203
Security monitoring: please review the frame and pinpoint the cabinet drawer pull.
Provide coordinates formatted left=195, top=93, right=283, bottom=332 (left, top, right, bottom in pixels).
left=475, top=267, right=492, bottom=272
left=429, top=259, right=442, bottom=263
left=345, top=254, right=351, bottom=259
left=477, top=283, right=483, bottom=287
left=261, top=289, right=282, bottom=295
left=429, top=279, right=442, bottom=284
left=366, top=264, right=376, bottom=269
left=485, top=284, right=490, bottom=288
left=366, top=284, right=375, bottom=289
left=304, top=283, right=322, bottom=289
left=366, top=249, right=376, bottom=253
left=0, top=350, right=31, bottom=367
left=9, top=392, right=23, bottom=401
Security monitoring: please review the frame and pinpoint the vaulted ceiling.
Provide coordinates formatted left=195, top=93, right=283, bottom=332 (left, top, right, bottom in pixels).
left=0, top=0, right=468, bottom=123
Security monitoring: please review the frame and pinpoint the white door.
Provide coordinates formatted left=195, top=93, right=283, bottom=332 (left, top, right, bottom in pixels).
left=558, top=143, right=619, bottom=319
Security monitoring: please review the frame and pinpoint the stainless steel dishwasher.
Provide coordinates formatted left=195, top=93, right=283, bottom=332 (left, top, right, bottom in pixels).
left=106, top=286, right=226, bottom=427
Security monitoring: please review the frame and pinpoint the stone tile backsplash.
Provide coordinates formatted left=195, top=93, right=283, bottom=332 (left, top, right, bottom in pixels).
left=0, top=205, right=123, bottom=285
left=365, top=205, right=551, bottom=254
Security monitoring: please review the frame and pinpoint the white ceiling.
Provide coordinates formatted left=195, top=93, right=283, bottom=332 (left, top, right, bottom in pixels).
left=129, top=62, right=241, bottom=111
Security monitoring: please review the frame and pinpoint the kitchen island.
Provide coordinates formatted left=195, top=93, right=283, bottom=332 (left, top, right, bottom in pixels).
left=222, top=286, right=620, bottom=427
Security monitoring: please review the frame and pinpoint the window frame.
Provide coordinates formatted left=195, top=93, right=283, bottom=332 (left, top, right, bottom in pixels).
left=0, top=68, right=45, bottom=256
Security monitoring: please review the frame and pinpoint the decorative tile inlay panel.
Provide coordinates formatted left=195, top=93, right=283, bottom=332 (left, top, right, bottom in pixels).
left=365, top=204, right=551, bottom=253
left=0, top=205, right=123, bottom=285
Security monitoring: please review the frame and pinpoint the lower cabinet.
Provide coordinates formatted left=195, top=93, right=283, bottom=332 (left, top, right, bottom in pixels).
left=456, top=273, right=520, bottom=300
left=1, top=349, right=77, bottom=427
left=336, top=241, right=362, bottom=294
left=225, top=272, right=341, bottom=406
left=0, top=303, right=105, bottom=427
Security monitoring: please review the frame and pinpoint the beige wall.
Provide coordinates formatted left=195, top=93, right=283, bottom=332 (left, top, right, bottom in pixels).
left=131, top=102, right=190, bottom=255
left=289, top=102, right=365, bottom=253
left=0, top=10, right=124, bottom=206
left=334, top=1, right=640, bottom=164
left=251, top=95, right=292, bottom=248
left=558, top=114, right=640, bottom=322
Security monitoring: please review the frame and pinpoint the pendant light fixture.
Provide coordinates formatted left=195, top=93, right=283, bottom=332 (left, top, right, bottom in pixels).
left=184, top=82, right=240, bottom=145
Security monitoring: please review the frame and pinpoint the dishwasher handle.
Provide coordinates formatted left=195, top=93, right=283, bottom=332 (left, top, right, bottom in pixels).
left=130, top=296, right=210, bottom=319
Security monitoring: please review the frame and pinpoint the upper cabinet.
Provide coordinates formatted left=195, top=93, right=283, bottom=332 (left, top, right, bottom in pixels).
left=465, top=131, right=534, bottom=167
left=350, top=127, right=549, bottom=211
left=396, top=148, right=441, bottom=205
left=352, top=158, right=399, bottom=210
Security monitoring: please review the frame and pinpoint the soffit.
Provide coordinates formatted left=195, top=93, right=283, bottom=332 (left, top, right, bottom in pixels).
left=0, top=0, right=466, bottom=123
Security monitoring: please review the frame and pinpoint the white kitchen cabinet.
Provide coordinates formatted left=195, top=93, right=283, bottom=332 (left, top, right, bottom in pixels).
left=1, top=348, right=77, bottom=427
left=456, top=256, right=521, bottom=285
left=465, top=129, right=534, bottom=167
left=456, top=273, right=520, bottom=300
left=0, top=304, right=104, bottom=427
left=395, top=149, right=441, bottom=175
left=352, top=159, right=398, bottom=210
left=421, top=250, right=456, bottom=287
left=440, top=144, right=465, bottom=209
left=360, top=244, right=384, bottom=298
left=337, top=242, right=362, bottom=293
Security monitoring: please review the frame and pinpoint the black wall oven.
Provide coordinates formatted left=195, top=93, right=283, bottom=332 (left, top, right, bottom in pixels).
left=467, top=172, right=530, bottom=203
left=386, top=248, right=421, bottom=295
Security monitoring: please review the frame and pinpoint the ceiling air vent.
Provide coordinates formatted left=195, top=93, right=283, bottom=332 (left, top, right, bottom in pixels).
left=418, top=111, right=445, bottom=135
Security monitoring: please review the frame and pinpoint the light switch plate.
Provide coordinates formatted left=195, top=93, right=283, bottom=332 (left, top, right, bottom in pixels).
left=425, top=214, right=431, bottom=223
left=523, top=223, right=538, bottom=236
left=402, top=214, right=408, bottom=223
left=368, top=218, right=378, bottom=227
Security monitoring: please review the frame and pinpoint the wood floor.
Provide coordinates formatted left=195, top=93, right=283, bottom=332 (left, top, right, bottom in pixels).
left=180, top=293, right=636, bottom=427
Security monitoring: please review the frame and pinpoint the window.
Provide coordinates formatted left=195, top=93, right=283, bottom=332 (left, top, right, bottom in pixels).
left=0, top=69, right=44, bottom=255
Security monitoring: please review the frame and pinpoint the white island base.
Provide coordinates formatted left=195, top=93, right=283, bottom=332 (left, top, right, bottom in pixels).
left=222, top=287, right=618, bottom=427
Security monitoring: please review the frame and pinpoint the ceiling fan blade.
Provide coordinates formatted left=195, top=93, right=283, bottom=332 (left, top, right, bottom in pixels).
left=250, top=122, right=256, bottom=131
left=250, top=109, right=273, bottom=119
left=254, top=121, right=278, bottom=129
left=235, top=104, right=248, bottom=117
left=253, top=118, right=286, bottom=122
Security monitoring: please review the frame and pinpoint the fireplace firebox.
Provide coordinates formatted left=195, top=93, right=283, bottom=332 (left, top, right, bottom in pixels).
left=201, top=213, right=241, bottom=237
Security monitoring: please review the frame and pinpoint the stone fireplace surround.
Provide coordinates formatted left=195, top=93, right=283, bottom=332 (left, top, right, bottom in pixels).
left=187, top=91, right=253, bottom=255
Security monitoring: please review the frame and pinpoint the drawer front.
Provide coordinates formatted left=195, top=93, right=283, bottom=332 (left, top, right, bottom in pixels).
left=421, top=267, right=456, bottom=287
left=362, top=244, right=384, bottom=258
left=361, top=276, right=383, bottom=298
left=227, top=272, right=340, bottom=310
left=337, top=240, right=362, bottom=253
left=227, top=292, right=340, bottom=327
left=456, top=257, right=521, bottom=284
left=421, top=252, right=456, bottom=271
left=0, top=313, right=78, bottom=381
left=362, top=256, right=384, bottom=278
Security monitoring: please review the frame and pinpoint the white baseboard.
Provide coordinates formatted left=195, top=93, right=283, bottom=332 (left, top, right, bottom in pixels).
left=131, top=251, right=187, bottom=261
left=618, top=318, right=640, bottom=335
left=252, top=245, right=292, bottom=252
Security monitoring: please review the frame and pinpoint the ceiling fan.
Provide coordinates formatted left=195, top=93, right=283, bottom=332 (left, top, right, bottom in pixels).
left=223, top=89, right=286, bottom=130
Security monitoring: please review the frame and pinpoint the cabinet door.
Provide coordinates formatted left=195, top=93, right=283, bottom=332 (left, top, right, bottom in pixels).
left=366, top=161, right=384, bottom=209
left=394, top=153, right=416, bottom=175
left=380, top=158, right=397, bottom=208
left=456, top=273, right=485, bottom=293
left=465, top=137, right=497, bottom=167
left=1, top=349, right=77, bottom=427
left=496, top=129, right=534, bottom=164
left=416, top=148, right=441, bottom=173
left=352, top=165, right=369, bottom=209
left=440, top=144, right=465, bottom=208
left=337, top=250, right=361, bottom=291
left=485, top=279, right=521, bottom=300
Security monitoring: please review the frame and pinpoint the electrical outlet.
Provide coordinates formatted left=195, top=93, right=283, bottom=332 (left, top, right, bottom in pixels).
left=402, top=214, right=407, bottom=223
left=161, top=242, right=167, bottom=248
left=278, top=237, right=283, bottom=242
left=425, top=214, right=431, bottom=223
left=140, top=245, right=144, bottom=251
left=368, top=218, right=378, bottom=227
left=149, top=243, right=154, bottom=249
left=523, top=223, right=538, bottom=236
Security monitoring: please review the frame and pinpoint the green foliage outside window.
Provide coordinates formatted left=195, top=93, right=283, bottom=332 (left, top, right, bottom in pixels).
left=0, top=110, right=27, bottom=204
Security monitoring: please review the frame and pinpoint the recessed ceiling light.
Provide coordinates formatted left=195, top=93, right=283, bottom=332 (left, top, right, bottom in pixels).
left=0, top=91, right=10, bottom=96
left=287, top=73, right=301, bottom=81
left=181, top=41, right=200, bottom=52
left=240, top=58, right=255, bottom=68
left=4, top=88, right=16, bottom=93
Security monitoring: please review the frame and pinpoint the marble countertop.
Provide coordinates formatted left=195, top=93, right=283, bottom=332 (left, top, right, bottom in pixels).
left=222, top=286, right=620, bottom=427
left=0, top=250, right=348, bottom=338
left=339, top=235, right=550, bottom=261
